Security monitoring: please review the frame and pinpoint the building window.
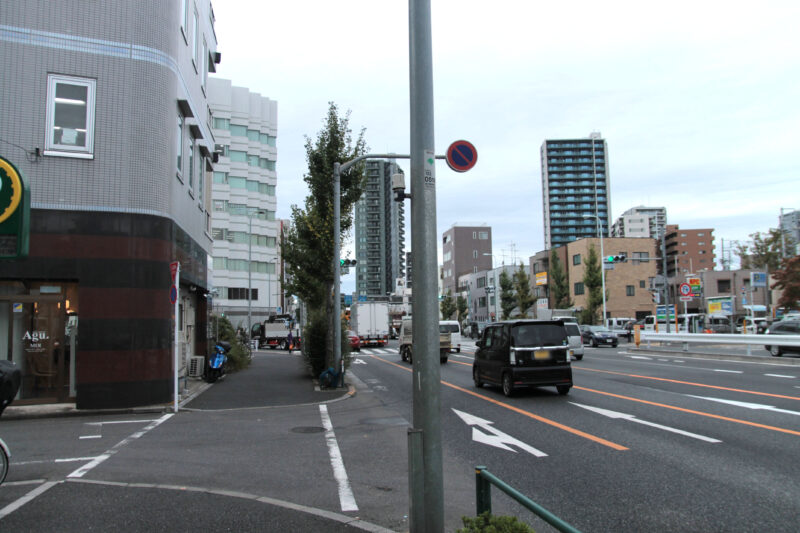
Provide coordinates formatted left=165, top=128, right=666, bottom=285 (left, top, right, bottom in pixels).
left=192, top=9, right=199, bottom=71
left=202, top=38, right=208, bottom=92
left=187, top=133, right=195, bottom=190
left=45, top=74, right=96, bottom=158
left=573, top=254, right=581, bottom=265
left=180, top=0, right=189, bottom=38
left=479, top=231, right=488, bottom=240
left=176, top=113, right=184, bottom=176
left=473, top=231, right=477, bottom=239
left=626, top=285, right=635, bottom=296
left=473, top=250, right=478, bottom=259
left=639, top=280, right=646, bottom=288
left=717, top=279, right=731, bottom=293
left=574, top=282, right=584, bottom=295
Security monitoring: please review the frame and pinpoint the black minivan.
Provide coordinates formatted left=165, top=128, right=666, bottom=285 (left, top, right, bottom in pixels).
left=473, top=320, right=573, bottom=397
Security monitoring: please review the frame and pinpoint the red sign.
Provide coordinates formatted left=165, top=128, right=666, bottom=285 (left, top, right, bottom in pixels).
left=445, top=140, right=477, bottom=172
left=170, top=261, right=179, bottom=282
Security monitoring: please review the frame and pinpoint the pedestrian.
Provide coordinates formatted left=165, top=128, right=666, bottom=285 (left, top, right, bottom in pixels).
left=287, top=330, right=294, bottom=353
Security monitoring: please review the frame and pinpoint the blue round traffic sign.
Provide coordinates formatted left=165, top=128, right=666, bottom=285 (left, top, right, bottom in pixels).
left=446, top=140, right=477, bottom=172
left=170, top=284, right=178, bottom=304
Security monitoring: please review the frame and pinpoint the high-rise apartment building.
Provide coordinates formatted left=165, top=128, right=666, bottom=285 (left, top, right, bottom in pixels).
left=207, top=78, right=279, bottom=325
left=611, top=206, right=667, bottom=239
left=354, top=160, right=405, bottom=298
left=442, top=225, right=492, bottom=296
left=0, top=1, right=218, bottom=408
left=541, top=133, right=610, bottom=249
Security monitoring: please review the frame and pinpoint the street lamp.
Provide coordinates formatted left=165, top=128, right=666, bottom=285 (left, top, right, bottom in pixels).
left=582, top=214, right=607, bottom=325
left=248, top=209, right=266, bottom=346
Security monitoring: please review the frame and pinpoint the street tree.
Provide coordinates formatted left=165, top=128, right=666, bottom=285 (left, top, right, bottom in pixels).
left=512, top=263, right=534, bottom=318
left=580, top=245, right=604, bottom=324
left=771, top=255, right=800, bottom=310
left=499, top=270, right=516, bottom=320
left=456, top=294, right=468, bottom=325
left=549, top=248, right=573, bottom=309
left=440, top=290, right=456, bottom=320
left=735, top=229, right=793, bottom=271
left=281, top=102, right=367, bottom=372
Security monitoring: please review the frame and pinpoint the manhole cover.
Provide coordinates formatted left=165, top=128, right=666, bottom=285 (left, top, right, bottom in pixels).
left=291, top=426, right=326, bottom=434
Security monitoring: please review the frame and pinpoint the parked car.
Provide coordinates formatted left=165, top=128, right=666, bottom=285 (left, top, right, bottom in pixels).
left=764, top=320, right=800, bottom=357
left=564, top=322, right=584, bottom=360
left=346, top=330, right=361, bottom=352
left=581, top=325, right=618, bottom=347
left=473, top=319, right=573, bottom=397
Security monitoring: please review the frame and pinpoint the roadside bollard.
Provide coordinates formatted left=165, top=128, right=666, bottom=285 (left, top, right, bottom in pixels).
left=475, top=466, right=491, bottom=515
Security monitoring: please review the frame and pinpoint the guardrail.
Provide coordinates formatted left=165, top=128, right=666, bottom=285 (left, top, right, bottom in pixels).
left=475, top=466, right=582, bottom=533
left=638, top=331, right=800, bottom=355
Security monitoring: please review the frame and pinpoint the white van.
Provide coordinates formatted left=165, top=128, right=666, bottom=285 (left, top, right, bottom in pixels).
left=605, top=317, right=634, bottom=330
left=439, top=321, right=462, bottom=353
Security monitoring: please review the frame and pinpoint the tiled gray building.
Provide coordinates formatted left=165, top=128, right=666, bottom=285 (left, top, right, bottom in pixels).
left=354, top=160, right=405, bottom=299
left=207, top=78, right=279, bottom=327
left=0, top=1, right=219, bottom=408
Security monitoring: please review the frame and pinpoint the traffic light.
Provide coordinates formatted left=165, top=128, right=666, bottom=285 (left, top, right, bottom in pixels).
left=340, top=259, right=357, bottom=267
left=605, top=254, right=627, bottom=263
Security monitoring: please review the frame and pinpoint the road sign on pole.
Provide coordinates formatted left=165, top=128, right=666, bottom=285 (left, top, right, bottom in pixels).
left=445, top=140, right=477, bottom=172
left=679, top=283, right=691, bottom=297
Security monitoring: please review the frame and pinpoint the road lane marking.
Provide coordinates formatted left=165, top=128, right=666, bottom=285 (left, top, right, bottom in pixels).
left=687, top=395, right=800, bottom=417
left=575, top=367, right=800, bottom=401
left=575, top=386, right=800, bottom=437
left=68, top=413, right=174, bottom=478
left=629, top=356, right=652, bottom=360
left=713, top=369, right=743, bottom=373
left=319, top=404, right=358, bottom=512
left=370, top=355, right=627, bottom=451
left=452, top=409, right=547, bottom=456
left=0, top=481, right=59, bottom=519
left=570, top=403, right=721, bottom=443
left=764, top=374, right=795, bottom=379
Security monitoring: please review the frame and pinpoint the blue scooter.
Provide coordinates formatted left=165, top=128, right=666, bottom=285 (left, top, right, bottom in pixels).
left=205, top=341, right=231, bottom=383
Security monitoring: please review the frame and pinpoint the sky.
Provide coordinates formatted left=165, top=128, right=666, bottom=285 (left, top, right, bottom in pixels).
left=210, top=1, right=799, bottom=290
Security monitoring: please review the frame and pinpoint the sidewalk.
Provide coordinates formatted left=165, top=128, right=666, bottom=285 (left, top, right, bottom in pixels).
left=2, top=351, right=397, bottom=532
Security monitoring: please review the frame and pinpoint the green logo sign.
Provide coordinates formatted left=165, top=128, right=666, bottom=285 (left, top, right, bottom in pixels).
left=0, top=155, right=30, bottom=259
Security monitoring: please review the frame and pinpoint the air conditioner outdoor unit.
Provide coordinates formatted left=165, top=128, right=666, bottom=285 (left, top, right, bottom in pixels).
left=188, top=356, right=205, bottom=378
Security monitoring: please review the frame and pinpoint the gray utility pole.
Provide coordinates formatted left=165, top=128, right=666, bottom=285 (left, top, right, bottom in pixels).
left=661, top=230, right=671, bottom=333
left=409, top=0, right=442, bottom=530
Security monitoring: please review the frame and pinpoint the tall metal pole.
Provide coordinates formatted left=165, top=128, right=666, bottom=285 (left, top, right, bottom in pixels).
left=409, top=0, right=442, bottom=530
left=333, top=163, right=342, bottom=385
left=661, top=229, right=671, bottom=333
left=248, top=214, right=254, bottom=344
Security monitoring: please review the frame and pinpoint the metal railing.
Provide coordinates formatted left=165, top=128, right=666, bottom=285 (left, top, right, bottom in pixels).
left=639, top=331, right=800, bottom=355
left=474, top=466, right=582, bottom=533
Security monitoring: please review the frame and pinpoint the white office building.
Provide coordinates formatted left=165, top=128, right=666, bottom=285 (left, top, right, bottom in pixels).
left=207, top=78, right=279, bottom=327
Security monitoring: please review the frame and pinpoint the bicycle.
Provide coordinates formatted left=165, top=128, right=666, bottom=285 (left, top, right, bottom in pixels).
left=0, top=437, right=10, bottom=484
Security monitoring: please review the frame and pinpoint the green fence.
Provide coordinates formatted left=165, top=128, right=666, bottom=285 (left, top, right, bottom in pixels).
left=475, top=466, right=582, bottom=533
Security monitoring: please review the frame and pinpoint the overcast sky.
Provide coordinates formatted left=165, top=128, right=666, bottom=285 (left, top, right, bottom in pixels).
left=211, top=0, right=799, bottom=286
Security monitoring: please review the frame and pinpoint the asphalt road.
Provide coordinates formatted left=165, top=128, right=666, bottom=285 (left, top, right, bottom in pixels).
left=349, top=339, right=800, bottom=532
left=2, top=343, right=798, bottom=532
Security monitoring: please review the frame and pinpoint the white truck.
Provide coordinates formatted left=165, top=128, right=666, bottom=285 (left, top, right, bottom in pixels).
left=351, top=301, right=390, bottom=347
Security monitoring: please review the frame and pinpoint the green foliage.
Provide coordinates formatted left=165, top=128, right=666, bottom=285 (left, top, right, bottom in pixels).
left=457, top=294, right=468, bottom=324
left=549, top=248, right=572, bottom=309
left=440, top=290, right=457, bottom=320
left=499, top=270, right=516, bottom=320
left=735, top=229, right=793, bottom=271
left=281, top=102, right=368, bottom=369
left=458, top=512, right=535, bottom=533
left=512, top=263, right=534, bottom=318
left=302, top=307, right=329, bottom=377
left=211, top=315, right=250, bottom=372
left=582, top=245, right=603, bottom=325
left=772, top=255, right=800, bottom=310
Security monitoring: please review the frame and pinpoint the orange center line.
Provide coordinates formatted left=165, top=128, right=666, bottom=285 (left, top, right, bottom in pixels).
left=575, top=367, right=800, bottom=401
left=370, top=355, right=627, bottom=451
left=575, top=386, right=800, bottom=437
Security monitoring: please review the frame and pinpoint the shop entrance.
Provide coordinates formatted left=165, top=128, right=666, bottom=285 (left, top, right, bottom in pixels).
left=0, top=295, right=70, bottom=404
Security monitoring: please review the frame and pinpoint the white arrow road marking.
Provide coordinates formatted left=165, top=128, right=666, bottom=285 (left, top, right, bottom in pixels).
left=570, top=403, right=721, bottom=443
left=452, top=409, right=547, bottom=457
left=687, top=395, right=800, bottom=417
left=352, top=358, right=367, bottom=364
